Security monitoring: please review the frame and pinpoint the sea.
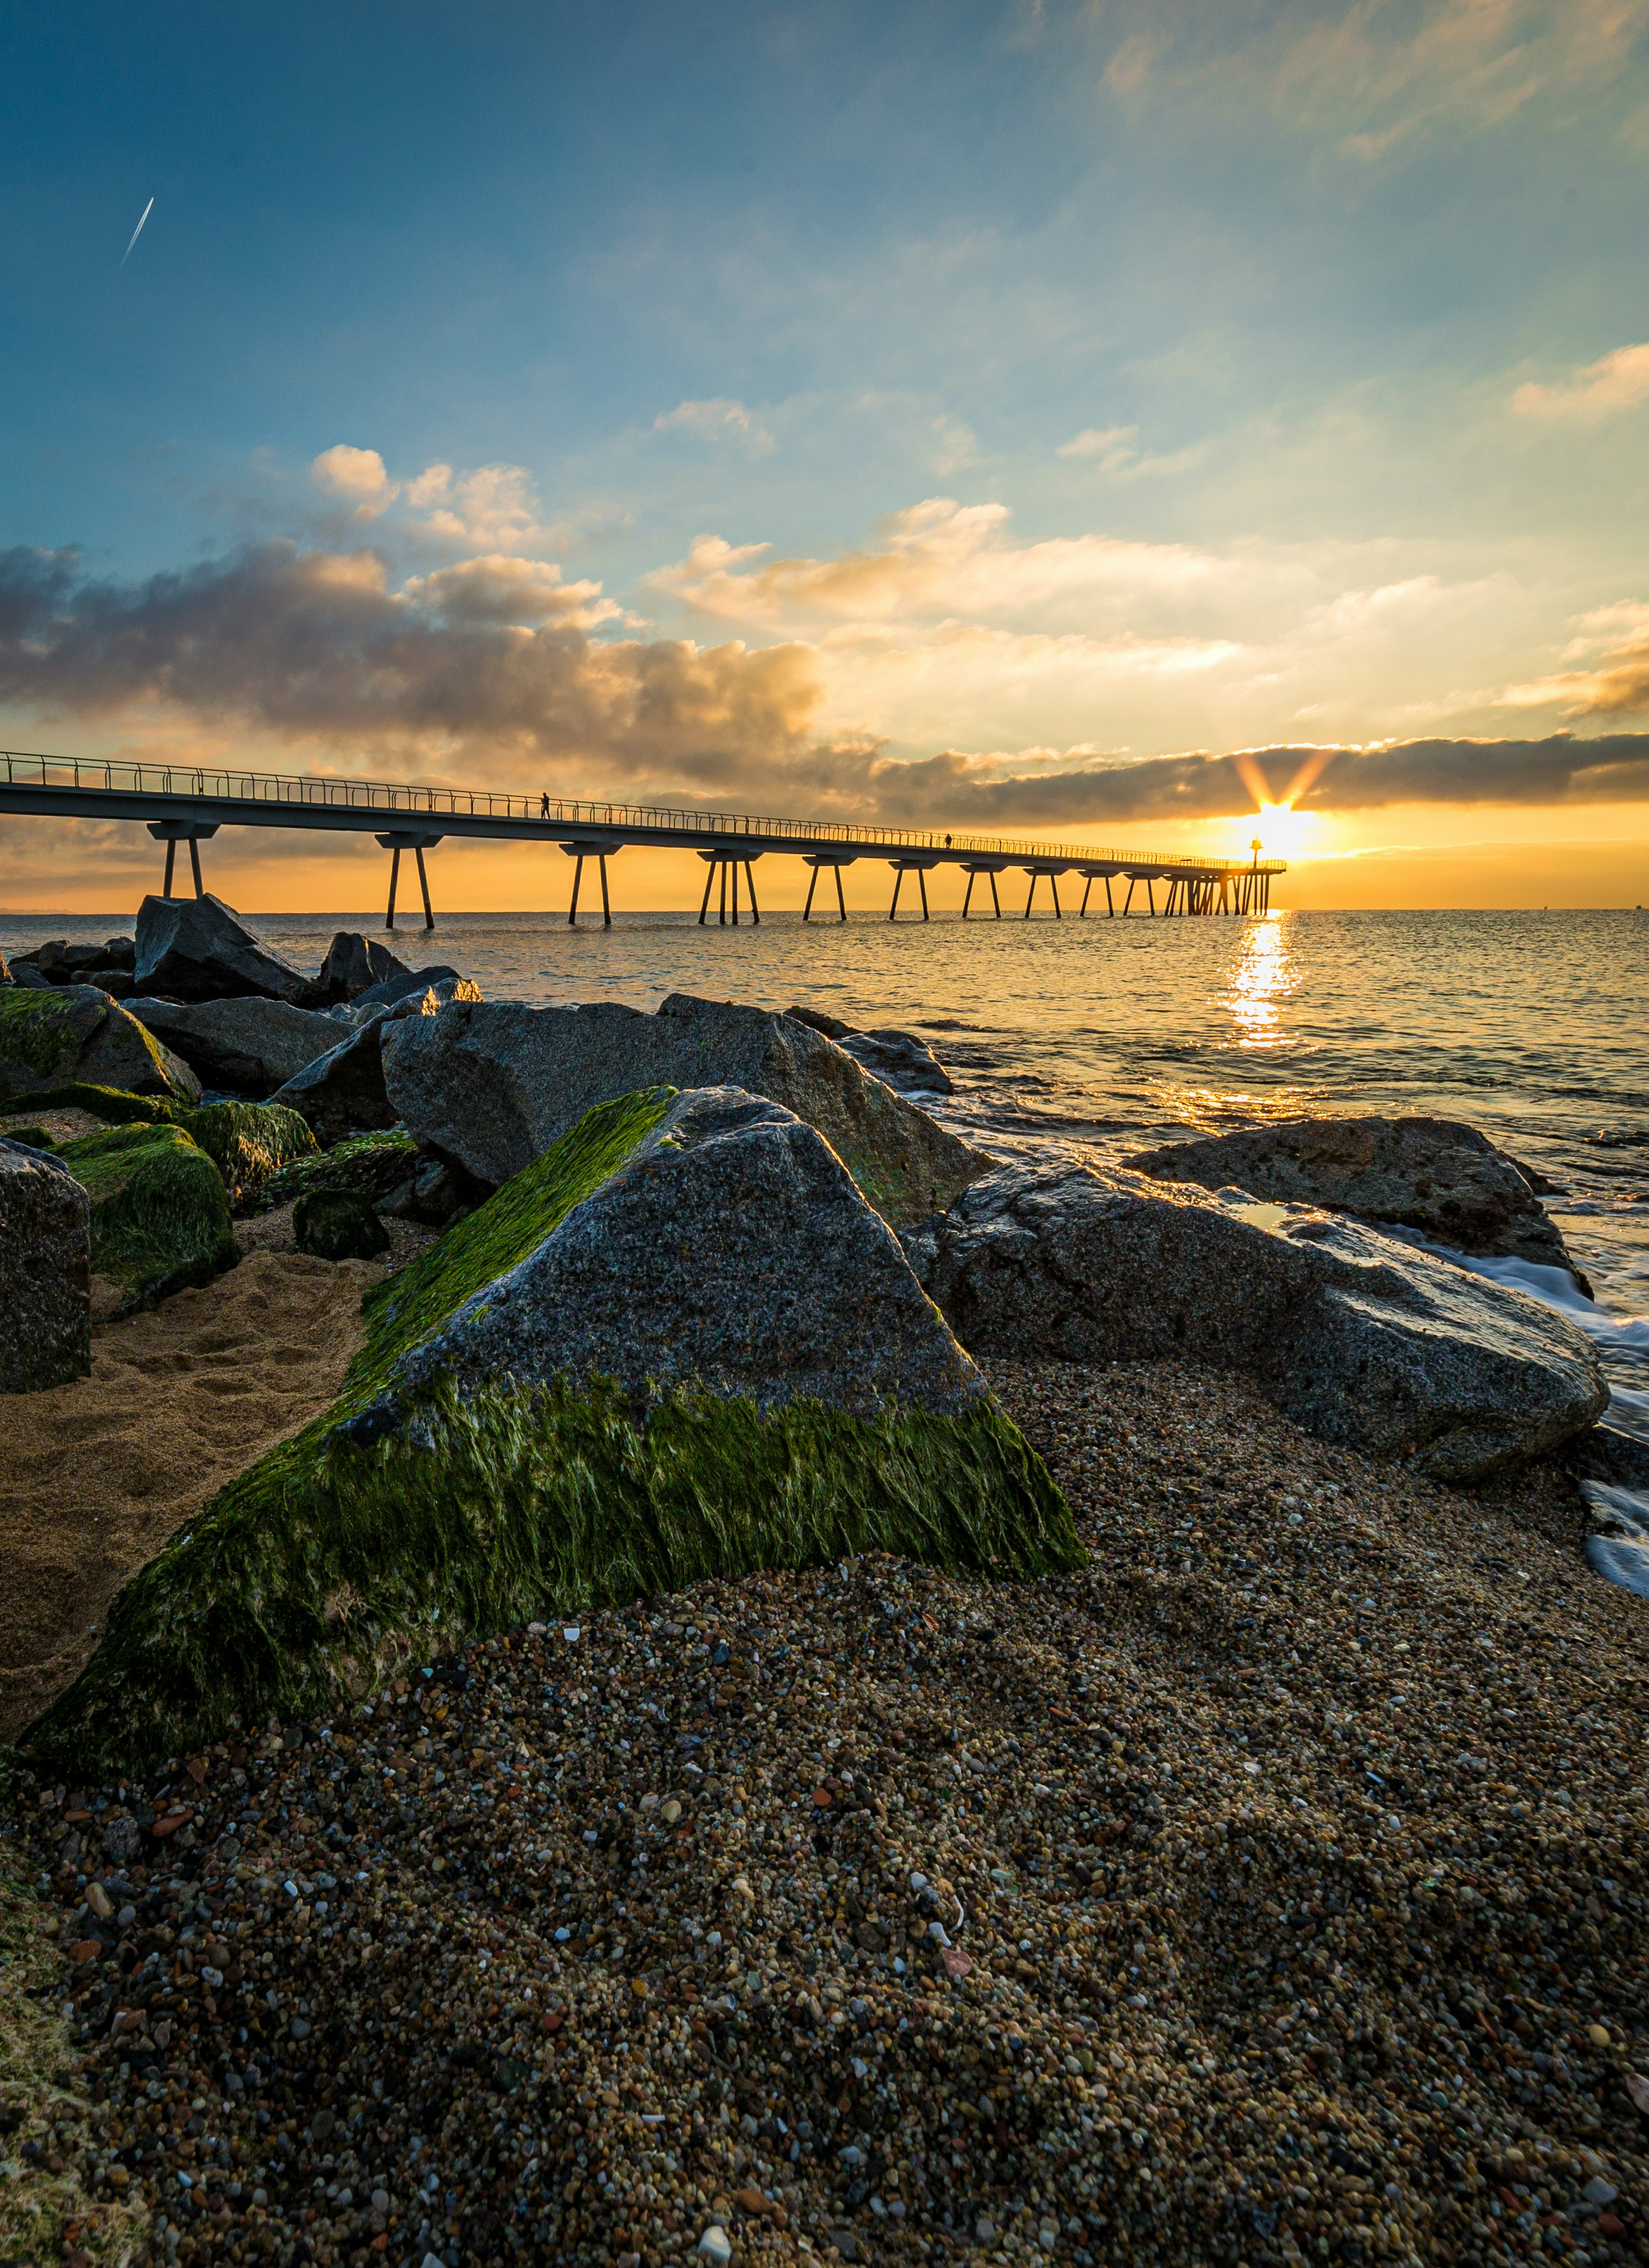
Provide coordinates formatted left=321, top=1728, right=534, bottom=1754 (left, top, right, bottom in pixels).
left=6, top=903, right=1647, bottom=1457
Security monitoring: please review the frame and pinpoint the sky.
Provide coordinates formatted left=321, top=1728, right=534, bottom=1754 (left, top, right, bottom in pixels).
left=4, top=0, right=1649, bottom=912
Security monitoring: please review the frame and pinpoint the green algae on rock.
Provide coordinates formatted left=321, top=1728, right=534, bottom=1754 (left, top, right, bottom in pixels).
left=259, top=1127, right=418, bottom=1210
left=55, top=1121, right=239, bottom=1309
left=181, top=1099, right=317, bottom=1205
left=29, top=1087, right=1074, bottom=1774
left=293, top=1186, right=392, bottom=1260
left=0, top=985, right=200, bottom=1104
left=0, top=1081, right=187, bottom=1127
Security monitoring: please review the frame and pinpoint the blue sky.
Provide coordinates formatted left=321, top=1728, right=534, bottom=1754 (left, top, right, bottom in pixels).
left=4, top=1, right=1649, bottom=901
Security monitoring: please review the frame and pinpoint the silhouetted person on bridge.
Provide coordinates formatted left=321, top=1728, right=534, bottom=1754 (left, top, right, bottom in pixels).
left=540, top=793, right=550, bottom=818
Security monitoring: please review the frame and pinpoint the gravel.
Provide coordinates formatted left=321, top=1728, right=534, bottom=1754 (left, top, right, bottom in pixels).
left=6, top=1357, right=1647, bottom=2268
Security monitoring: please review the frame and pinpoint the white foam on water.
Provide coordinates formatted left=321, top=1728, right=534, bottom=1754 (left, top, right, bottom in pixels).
left=1585, top=1534, right=1649, bottom=1600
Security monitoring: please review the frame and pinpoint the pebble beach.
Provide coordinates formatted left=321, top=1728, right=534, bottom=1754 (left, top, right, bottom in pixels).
left=6, top=1356, right=1645, bottom=2268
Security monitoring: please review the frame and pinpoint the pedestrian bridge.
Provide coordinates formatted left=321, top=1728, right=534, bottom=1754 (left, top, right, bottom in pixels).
left=0, top=749, right=1285, bottom=931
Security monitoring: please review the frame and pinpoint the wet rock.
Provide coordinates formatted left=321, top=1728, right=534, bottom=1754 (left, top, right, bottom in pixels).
left=269, top=1020, right=394, bottom=1145
left=383, top=991, right=987, bottom=1228
left=907, top=1157, right=1609, bottom=1480
left=293, top=1187, right=391, bottom=1261
left=312, top=931, right=414, bottom=1005
left=132, top=892, right=311, bottom=1005
left=126, top=995, right=347, bottom=1095
left=786, top=1006, right=954, bottom=1095
left=0, top=984, right=201, bottom=1104
left=1128, top=1113, right=1587, bottom=1287
left=0, top=1138, right=91, bottom=1391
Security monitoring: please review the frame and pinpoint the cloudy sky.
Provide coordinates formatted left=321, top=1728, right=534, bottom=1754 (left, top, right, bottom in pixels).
left=4, top=0, right=1649, bottom=909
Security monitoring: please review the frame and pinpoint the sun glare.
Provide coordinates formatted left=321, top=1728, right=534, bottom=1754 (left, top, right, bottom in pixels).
left=1249, top=802, right=1316, bottom=863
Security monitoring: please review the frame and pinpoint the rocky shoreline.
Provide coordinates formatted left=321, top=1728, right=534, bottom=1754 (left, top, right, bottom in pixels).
left=2, top=897, right=1646, bottom=2268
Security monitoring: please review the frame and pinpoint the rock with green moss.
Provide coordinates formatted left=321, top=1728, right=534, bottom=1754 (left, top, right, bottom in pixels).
left=181, top=1101, right=318, bottom=1205
left=30, top=1086, right=1074, bottom=1772
left=0, top=1139, right=91, bottom=1391
left=293, top=1187, right=392, bottom=1260
left=382, top=992, right=988, bottom=1228
left=56, top=1122, right=239, bottom=1308
left=0, top=1082, right=187, bottom=1128
left=261, top=1128, right=420, bottom=1209
left=0, top=986, right=200, bottom=1105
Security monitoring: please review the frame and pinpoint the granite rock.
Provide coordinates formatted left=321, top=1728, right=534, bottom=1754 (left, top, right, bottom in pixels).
left=906, top=1157, right=1609, bottom=1481
left=132, top=893, right=311, bottom=1005
left=1127, top=1113, right=1586, bottom=1288
left=353, top=962, right=467, bottom=1011
left=786, top=1006, right=954, bottom=1095
left=312, top=932, right=413, bottom=1005
left=0, top=984, right=201, bottom=1104
left=355, top=1087, right=989, bottom=1433
left=269, top=1021, right=394, bottom=1145
left=126, top=995, right=347, bottom=1096
left=0, top=1138, right=91, bottom=1391
left=382, top=991, right=986, bottom=1227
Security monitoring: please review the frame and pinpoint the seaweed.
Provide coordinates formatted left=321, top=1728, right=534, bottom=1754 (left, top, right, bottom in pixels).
left=1, top=1082, right=186, bottom=1127
left=259, top=1128, right=418, bottom=1210
left=26, top=1086, right=1078, bottom=1774
left=1, top=1125, right=58, bottom=1150
left=182, top=1100, right=316, bottom=1205
left=57, top=1122, right=239, bottom=1307
left=27, top=1378, right=1077, bottom=1775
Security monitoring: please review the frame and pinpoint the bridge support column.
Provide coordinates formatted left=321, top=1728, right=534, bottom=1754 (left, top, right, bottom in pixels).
left=888, top=859, right=936, bottom=920
left=561, top=839, right=617, bottom=927
left=802, top=854, right=854, bottom=923
left=376, top=831, right=443, bottom=931
left=961, top=864, right=1003, bottom=918
left=697, top=851, right=765, bottom=924
left=147, top=820, right=219, bottom=901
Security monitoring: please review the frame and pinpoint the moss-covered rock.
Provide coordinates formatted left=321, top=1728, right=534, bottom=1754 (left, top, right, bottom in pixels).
left=55, top=1122, right=239, bottom=1309
left=3, top=1125, right=60, bottom=1150
left=0, top=986, right=200, bottom=1104
left=260, top=1128, right=420, bottom=1210
left=293, top=1187, right=391, bottom=1260
left=182, top=1100, right=318, bottom=1206
left=30, top=1087, right=1075, bottom=1773
left=0, top=1082, right=186, bottom=1128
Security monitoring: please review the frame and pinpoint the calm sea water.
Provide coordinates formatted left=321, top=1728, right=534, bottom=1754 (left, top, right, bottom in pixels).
left=7, top=904, right=1647, bottom=1431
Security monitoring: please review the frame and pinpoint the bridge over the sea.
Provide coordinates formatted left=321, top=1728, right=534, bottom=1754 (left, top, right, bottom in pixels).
left=0, top=750, right=1285, bottom=933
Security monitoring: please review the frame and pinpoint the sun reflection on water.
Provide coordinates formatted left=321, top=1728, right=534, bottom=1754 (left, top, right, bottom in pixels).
left=1223, top=910, right=1298, bottom=1049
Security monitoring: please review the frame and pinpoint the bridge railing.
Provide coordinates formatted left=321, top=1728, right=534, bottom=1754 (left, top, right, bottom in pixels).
left=0, top=749, right=1284, bottom=875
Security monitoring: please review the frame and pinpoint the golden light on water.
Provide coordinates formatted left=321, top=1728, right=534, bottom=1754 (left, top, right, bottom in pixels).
left=1224, top=907, right=1297, bottom=1050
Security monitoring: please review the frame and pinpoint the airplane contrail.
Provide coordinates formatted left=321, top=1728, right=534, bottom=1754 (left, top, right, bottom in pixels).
left=120, top=196, right=155, bottom=269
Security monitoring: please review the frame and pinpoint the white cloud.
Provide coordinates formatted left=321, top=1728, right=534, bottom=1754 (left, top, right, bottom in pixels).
left=400, top=555, right=622, bottom=630
left=653, top=397, right=776, bottom=455
left=1511, top=342, right=1649, bottom=422
left=308, top=446, right=563, bottom=552
left=310, top=445, right=395, bottom=514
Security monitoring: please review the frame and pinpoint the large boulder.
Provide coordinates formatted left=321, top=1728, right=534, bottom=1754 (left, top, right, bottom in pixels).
left=382, top=991, right=988, bottom=1227
left=180, top=1102, right=318, bottom=1207
left=1127, top=1115, right=1585, bottom=1287
left=352, top=1087, right=992, bottom=1435
left=268, top=1021, right=394, bottom=1144
left=0, top=1140, right=91, bottom=1391
left=33, top=1086, right=1074, bottom=1771
left=132, top=893, right=311, bottom=1005
left=906, top=1158, right=1609, bottom=1482
left=786, top=1006, right=954, bottom=1095
left=56, top=1121, right=239, bottom=1309
left=0, top=985, right=200, bottom=1104
left=312, top=931, right=413, bottom=1005
left=126, top=995, right=346, bottom=1095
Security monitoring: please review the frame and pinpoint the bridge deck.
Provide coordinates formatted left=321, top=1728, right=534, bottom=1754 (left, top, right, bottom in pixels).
left=0, top=750, right=1283, bottom=880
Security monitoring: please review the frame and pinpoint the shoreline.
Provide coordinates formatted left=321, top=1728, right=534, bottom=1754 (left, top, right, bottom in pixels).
left=4, top=1353, right=1644, bottom=2268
